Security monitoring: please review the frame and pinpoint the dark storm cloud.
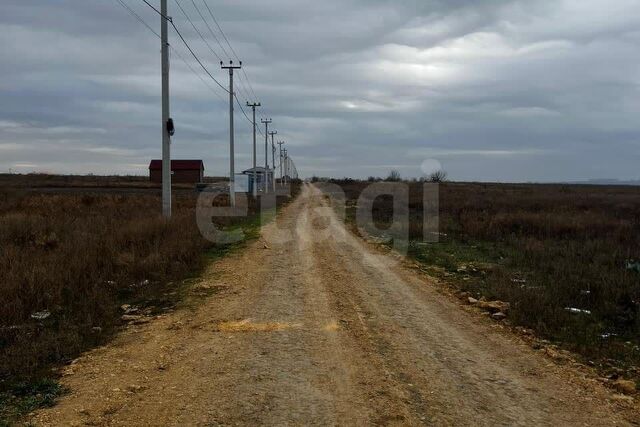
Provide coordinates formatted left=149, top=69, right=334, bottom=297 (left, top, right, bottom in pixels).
left=1, top=0, right=639, bottom=181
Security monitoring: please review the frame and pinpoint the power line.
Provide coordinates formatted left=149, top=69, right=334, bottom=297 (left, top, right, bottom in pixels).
left=141, top=0, right=164, bottom=17
left=194, top=0, right=231, bottom=59
left=174, top=0, right=253, bottom=104
left=173, top=0, right=222, bottom=62
left=201, top=0, right=235, bottom=58
left=200, top=0, right=264, bottom=115
left=141, top=0, right=229, bottom=93
left=242, top=69, right=259, bottom=103
left=114, top=0, right=226, bottom=102
left=116, top=0, right=159, bottom=38
left=234, top=92, right=260, bottom=133
left=125, top=1, right=280, bottom=153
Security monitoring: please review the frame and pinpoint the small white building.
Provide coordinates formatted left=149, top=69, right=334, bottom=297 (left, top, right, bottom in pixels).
left=242, top=167, right=273, bottom=194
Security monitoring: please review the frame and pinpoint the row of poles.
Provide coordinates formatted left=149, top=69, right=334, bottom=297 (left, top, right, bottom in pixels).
left=159, top=0, right=296, bottom=218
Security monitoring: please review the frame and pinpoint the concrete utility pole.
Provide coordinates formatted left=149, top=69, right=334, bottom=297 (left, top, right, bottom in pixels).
left=277, top=141, right=284, bottom=186
left=268, top=130, right=277, bottom=192
left=161, top=0, right=171, bottom=218
left=247, top=101, right=261, bottom=197
left=221, top=61, right=242, bottom=206
left=283, top=148, right=288, bottom=185
left=271, top=139, right=276, bottom=191
left=260, top=118, right=272, bottom=193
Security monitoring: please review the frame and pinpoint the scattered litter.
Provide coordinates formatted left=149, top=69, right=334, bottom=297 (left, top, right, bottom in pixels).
left=130, top=279, right=150, bottom=289
left=600, top=333, right=617, bottom=339
left=492, top=312, right=507, bottom=321
left=121, top=314, right=150, bottom=325
left=120, top=304, right=139, bottom=314
left=580, top=290, right=591, bottom=296
left=511, top=278, right=527, bottom=284
left=425, top=232, right=448, bottom=238
left=565, top=307, right=592, bottom=315
left=30, top=310, right=51, bottom=320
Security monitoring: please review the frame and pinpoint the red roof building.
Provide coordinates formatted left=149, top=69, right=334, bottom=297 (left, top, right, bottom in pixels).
left=149, top=160, right=204, bottom=184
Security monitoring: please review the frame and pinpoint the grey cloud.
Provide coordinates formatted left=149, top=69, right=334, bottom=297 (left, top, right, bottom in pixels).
left=1, top=0, right=640, bottom=181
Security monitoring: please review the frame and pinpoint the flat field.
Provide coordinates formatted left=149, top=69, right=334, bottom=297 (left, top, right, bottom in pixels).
left=0, top=174, right=294, bottom=392
left=330, top=179, right=640, bottom=379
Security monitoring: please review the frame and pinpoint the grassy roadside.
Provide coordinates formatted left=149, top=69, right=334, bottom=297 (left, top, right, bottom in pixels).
left=0, top=181, right=300, bottom=424
left=322, top=180, right=640, bottom=392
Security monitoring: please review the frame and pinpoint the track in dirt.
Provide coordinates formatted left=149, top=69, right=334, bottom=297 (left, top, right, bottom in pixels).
left=33, top=184, right=638, bottom=426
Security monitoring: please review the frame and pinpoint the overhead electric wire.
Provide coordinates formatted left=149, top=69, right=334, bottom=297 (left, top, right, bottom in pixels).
left=173, top=0, right=223, bottom=62
left=201, top=0, right=233, bottom=59
left=191, top=0, right=231, bottom=60
left=141, top=0, right=229, bottom=93
left=233, top=92, right=264, bottom=137
left=125, top=0, right=279, bottom=144
left=114, top=0, right=226, bottom=102
left=116, top=0, right=160, bottom=38
left=242, top=69, right=259, bottom=104
left=200, top=0, right=264, bottom=110
left=166, top=0, right=254, bottom=105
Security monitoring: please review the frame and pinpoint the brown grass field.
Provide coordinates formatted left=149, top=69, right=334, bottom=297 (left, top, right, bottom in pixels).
left=327, top=179, right=640, bottom=382
left=0, top=174, right=297, bottom=396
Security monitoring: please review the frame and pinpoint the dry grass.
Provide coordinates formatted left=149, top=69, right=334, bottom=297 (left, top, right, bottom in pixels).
left=0, top=175, right=300, bottom=390
left=330, top=180, right=640, bottom=377
left=0, top=190, right=211, bottom=383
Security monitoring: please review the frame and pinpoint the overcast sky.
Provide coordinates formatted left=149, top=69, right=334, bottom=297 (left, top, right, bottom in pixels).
left=1, top=0, right=640, bottom=181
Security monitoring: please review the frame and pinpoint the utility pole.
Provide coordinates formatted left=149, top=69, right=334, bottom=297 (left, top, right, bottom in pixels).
left=247, top=101, right=260, bottom=197
left=260, top=118, right=272, bottom=193
left=277, top=141, right=284, bottom=186
left=221, top=61, right=242, bottom=206
left=268, top=130, right=277, bottom=192
left=283, top=148, right=288, bottom=185
left=161, top=0, right=171, bottom=218
left=271, top=138, right=276, bottom=191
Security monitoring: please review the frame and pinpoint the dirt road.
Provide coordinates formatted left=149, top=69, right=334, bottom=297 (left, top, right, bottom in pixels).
left=34, top=184, right=638, bottom=426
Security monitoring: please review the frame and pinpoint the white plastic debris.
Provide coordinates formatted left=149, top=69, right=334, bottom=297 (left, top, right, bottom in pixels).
left=565, top=307, right=592, bottom=315
left=31, top=310, right=51, bottom=320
